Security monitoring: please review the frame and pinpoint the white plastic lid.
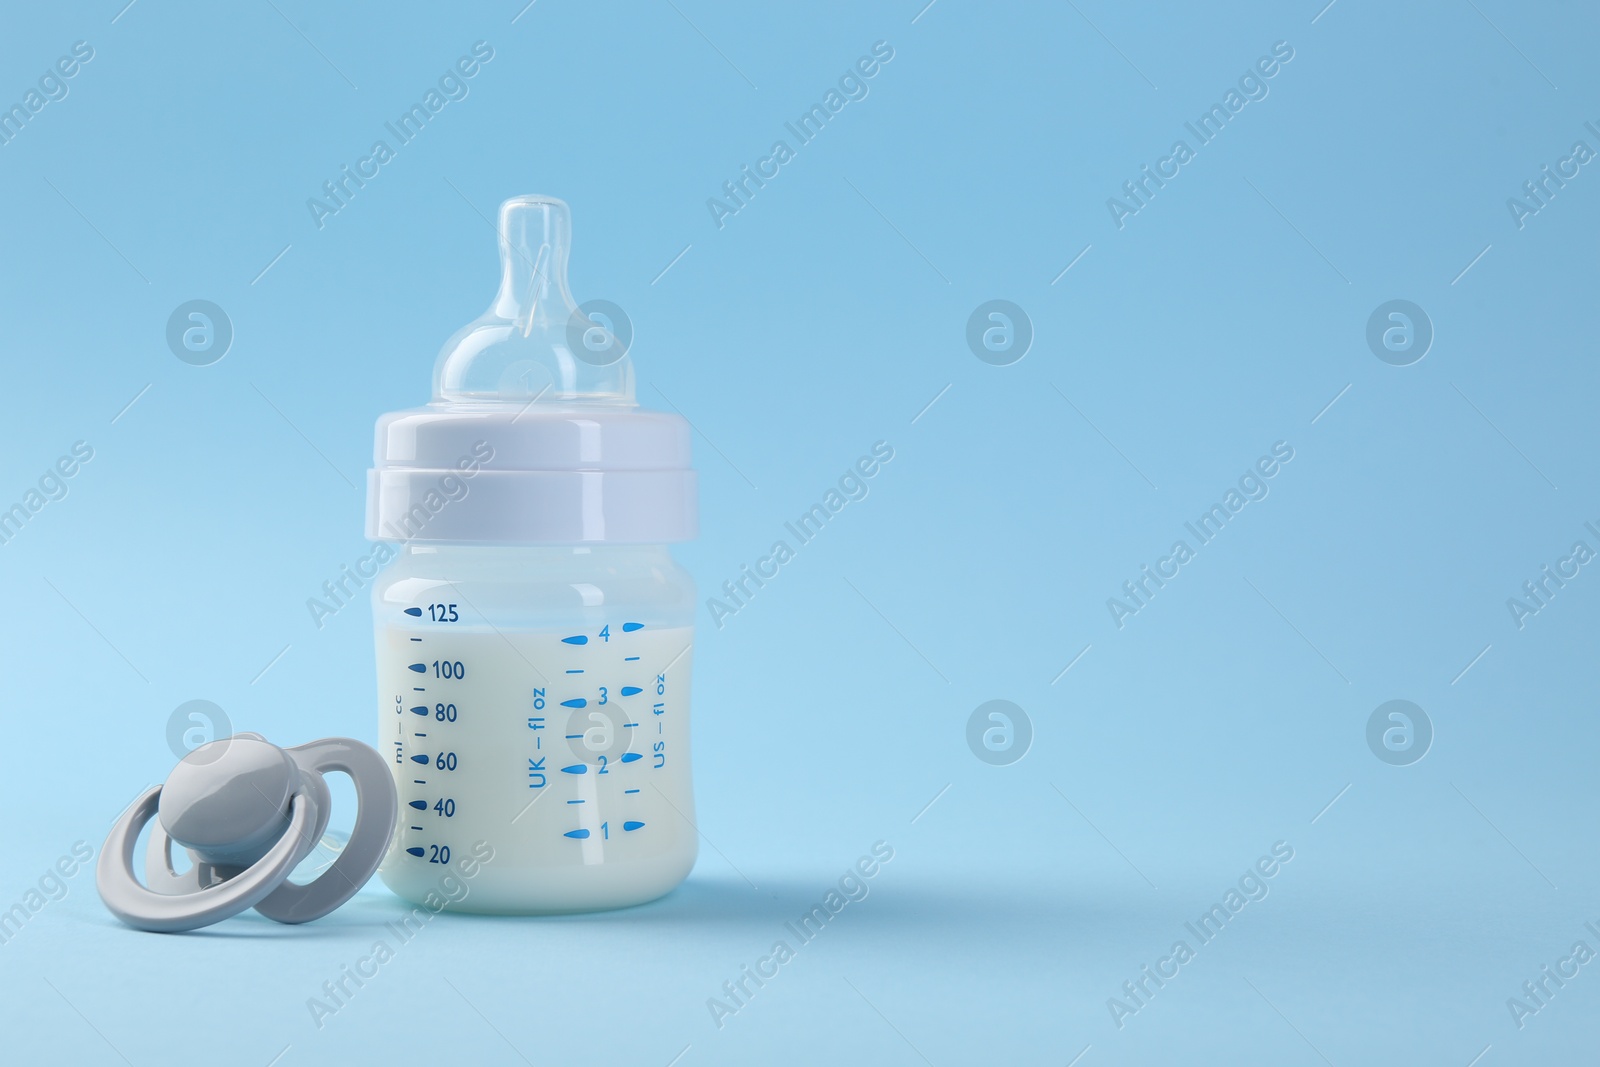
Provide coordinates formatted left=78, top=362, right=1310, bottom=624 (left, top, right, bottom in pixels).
left=366, top=196, right=696, bottom=545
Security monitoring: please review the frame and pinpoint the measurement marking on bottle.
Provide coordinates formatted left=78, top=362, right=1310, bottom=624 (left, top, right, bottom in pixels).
left=562, top=635, right=587, bottom=645
left=404, top=608, right=423, bottom=617
left=381, top=625, right=691, bottom=889
left=622, top=623, right=644, bottom=632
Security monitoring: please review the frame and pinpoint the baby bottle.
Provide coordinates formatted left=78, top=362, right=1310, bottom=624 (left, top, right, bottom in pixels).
left=365, top=195, right=698, bottom=913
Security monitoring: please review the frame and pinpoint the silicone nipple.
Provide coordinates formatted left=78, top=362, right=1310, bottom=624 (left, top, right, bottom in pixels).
left=434, top=195, right=634, bottom=404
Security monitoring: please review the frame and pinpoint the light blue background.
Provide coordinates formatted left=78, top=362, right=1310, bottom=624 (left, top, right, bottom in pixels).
left=2, top=1, right=1597, bottom=1063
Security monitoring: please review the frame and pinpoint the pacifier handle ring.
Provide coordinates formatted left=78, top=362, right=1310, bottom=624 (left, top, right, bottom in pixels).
left=252, top=737, right=398, bottom=925
left=96, top=786, right=317, bottom=934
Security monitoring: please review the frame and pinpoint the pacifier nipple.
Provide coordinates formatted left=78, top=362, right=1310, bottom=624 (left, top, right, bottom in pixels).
left=434, top=195, right=634, bottom=404
left=97, top=734, right=397, bottom=933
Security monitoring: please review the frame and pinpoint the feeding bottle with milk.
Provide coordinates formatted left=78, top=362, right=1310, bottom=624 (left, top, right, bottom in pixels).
left=365, top=195, right=698, bottom=913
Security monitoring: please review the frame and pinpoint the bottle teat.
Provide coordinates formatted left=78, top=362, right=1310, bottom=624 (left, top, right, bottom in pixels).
left=434, top=195, right=634, bottom=405
left=369, top=193, right=695, bottom=546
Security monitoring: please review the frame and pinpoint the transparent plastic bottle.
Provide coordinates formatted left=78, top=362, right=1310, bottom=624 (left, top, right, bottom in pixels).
left=366, top=196, right=699, bottom=913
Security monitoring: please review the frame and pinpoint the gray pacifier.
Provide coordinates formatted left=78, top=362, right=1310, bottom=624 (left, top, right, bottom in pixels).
left=97, top=733, right=397, bottom=933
